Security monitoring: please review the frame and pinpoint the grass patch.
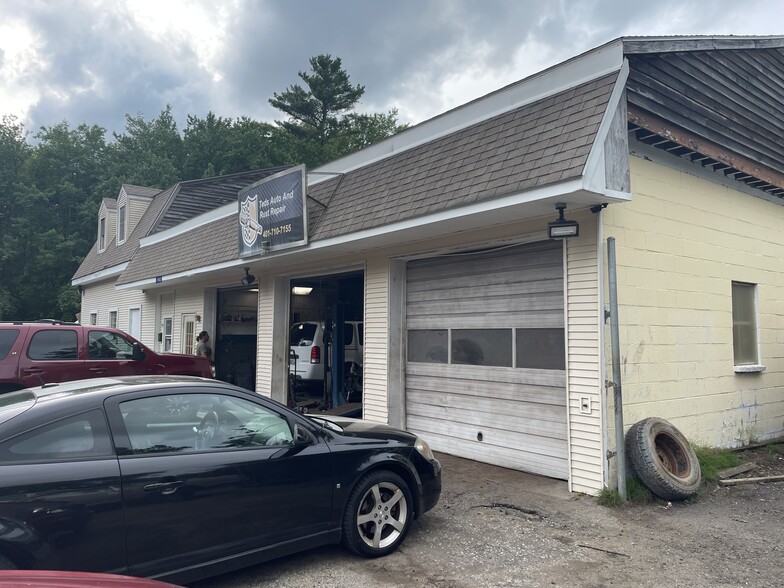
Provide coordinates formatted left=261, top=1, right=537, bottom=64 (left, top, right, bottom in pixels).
left=596, top=477, right=654, bottom=507
left=596, top=487, right=623, bottom=507
left=626, top=476, right=655, bottom=504
left=768, top=443, right=784, bottom=456
left=693, top=446, right=742, bottom=482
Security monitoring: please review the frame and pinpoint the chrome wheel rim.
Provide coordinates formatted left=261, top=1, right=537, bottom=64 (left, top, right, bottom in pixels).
left=356, top=481, right=408, bottom=549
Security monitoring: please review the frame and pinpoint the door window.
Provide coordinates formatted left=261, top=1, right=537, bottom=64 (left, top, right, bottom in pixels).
left=88, top=330, right=135, bottom=360
left=163, top=317, right=173, bottom=352
left=182, top=315, right=195, bottom=355
left=119, top=394, right=294, bottom=455
left=27, top=329, right=78, bottom=360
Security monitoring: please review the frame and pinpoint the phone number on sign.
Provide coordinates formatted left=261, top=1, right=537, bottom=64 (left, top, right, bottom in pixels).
left=262, top=224, right=292, bottom=239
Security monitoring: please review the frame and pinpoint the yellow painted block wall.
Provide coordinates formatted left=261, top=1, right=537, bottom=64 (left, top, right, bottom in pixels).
left=604, top=156, right=784, bottom=447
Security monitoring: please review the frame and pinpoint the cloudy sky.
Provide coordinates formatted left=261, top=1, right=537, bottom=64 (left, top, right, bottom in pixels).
left=2, top=0, right=783, bottom=137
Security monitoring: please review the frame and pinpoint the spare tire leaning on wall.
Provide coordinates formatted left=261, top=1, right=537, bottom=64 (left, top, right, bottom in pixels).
left=626, top=417, right=702, bottom=501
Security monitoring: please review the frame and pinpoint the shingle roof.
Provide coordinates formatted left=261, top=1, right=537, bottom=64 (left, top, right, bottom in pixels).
left=73, top=185, right=176, bottom=280
left=123, top=184, right=160, bottom=199
left=114, top=72, right=618, bottom=285
left=74, top=168, right=292, bottom=281
left=101, top=198, right=117, bottom=211
left=118, top=215, right=237, bottom=284
left=306, top=72, right=617, bottom=241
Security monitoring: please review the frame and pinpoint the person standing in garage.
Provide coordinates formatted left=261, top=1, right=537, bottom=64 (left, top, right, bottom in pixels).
left=195, top=331, right=214, bottom=375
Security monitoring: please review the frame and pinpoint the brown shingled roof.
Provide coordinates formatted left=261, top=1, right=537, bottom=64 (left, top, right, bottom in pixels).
left=307, top=72, right=617, bottom=241
left=115, top=72, right=619, bottom=285
left=123, top=184, right=160, bottom=198
left=101, top=198, right=117, bottom=210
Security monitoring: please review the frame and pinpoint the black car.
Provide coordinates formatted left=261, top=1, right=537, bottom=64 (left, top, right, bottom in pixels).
left=0, top=376, right=441, bottom=584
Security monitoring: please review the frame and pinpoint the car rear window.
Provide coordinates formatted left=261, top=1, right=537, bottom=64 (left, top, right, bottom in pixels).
left=291, top=323, right=317, bottom=346
left=0, top=329, right=19, bottom=360
left=27, top=329, right=78, bottom=360
left=0, top=390, right=36, bottom=426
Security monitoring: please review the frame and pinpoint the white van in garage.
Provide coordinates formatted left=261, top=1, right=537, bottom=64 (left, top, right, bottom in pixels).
left=289, top=321, right=363, bottom=386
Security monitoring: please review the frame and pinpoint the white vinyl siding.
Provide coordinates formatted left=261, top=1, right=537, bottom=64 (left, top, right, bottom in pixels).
left=128, top=196, right=152, bottom=235
left=565, top=212, right=604, bottom=494
left=363, top=257, right=388, bottom=423
left=405, top=240, right=568, bottom=480
left=80, top=278, right=153, bottom=345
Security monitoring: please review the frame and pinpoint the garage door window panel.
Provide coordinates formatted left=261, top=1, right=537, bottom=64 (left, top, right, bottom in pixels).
left=516, top=328, right=565, bottom=370
left=452, top=329, right=512, bottom=367
left=407, top=330, right=448, bottom=363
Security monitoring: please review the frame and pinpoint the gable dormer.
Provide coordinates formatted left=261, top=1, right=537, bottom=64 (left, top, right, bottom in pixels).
left=120, top=184, right=157, bottom=239
left=98, top=198, right=117, bottom=253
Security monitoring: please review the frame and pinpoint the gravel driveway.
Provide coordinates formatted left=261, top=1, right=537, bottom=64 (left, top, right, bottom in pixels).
left=193, top=452, right=783, bottom=588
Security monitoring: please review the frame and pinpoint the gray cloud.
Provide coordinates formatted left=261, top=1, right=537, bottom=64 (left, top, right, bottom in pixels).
left=1, top=0, right=781, bottom=137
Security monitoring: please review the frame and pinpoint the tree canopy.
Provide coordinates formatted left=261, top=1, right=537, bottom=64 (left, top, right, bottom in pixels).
left=0, top=55, right=406, bottom=321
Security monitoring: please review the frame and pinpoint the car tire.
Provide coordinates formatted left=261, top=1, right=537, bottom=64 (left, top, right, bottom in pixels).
left=342, top=470, right=413, bottom=557
left=0, top=553, right=17, bottom=569
left=626, top=417, right=702, bottom=501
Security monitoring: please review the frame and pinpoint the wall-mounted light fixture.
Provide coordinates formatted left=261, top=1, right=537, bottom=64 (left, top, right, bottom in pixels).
left=292, top=286, right=313, bottom=296
left=548, top=203, right=579, bottom=239
left=241, top=267, right=256, bottom=286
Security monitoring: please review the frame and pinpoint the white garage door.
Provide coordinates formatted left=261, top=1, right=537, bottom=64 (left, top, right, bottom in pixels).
left=405, top=240, right=568, bottom=479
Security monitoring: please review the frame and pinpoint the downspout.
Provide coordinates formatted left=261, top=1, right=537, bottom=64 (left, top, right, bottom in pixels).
left=607, top=236, right=627, bottom=500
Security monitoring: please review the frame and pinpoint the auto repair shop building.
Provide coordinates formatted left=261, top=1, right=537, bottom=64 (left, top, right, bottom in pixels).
left=74, top=36, right=784, bottom=494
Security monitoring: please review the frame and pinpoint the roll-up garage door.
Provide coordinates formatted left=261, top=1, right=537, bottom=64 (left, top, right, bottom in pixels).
left=405, top=240, right=567, bottom=479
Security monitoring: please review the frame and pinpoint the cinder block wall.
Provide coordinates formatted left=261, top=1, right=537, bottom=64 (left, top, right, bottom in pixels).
left=604, top=155, right=784, bottom=448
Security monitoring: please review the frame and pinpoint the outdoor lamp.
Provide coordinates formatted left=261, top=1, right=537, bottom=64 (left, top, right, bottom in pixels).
left=548, top=203, right=579, bottom=239
left=241, top=267, right=257, bottom=286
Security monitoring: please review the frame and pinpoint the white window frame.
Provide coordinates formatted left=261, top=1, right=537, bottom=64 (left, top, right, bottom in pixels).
left=118, top=204, right=127, bottom=245
left=108, top=309, right=118, bottom=329
left=731, top=281, right=765, bottom=373
left=88, top=311, right=98, bottom=326
left=98, top=216, right=106, bottom=252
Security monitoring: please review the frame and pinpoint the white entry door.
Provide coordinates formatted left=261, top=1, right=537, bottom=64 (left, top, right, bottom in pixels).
left=128, top=308, right=142, bottom=340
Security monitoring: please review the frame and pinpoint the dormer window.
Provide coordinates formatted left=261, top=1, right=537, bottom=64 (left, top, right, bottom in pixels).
left=99, top=216, right=106, bottom=251
left=118, top=204, right=127, bottom=244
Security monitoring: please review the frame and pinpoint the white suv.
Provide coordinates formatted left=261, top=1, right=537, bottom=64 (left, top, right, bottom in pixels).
left=289, top=321, right=363, bottom=386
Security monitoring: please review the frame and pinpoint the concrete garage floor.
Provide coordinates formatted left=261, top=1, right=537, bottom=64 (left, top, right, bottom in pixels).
left=193, top=452, right=783, bottom=588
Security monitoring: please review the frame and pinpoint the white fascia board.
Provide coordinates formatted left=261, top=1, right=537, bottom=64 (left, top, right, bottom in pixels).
left=117, top=178, right=630, bottom=291
left=72, top=262, right=129, bottom=286
left=582, top=58, right=631, bottom=197
left=140, top=203, right=237, bottom=247
left=307, top=40, right=625, bottom=185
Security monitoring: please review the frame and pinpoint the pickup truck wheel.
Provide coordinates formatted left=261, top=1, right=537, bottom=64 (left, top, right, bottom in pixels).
left=626, top=417, right=701, bottom=501
left=343, top=470, right=413, bottom=558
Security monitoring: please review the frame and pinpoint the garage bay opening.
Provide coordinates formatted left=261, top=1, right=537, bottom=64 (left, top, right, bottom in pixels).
left=288, top=271, right=364, bottom=417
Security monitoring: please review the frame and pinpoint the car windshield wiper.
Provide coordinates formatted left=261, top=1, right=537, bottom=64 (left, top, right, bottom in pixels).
left=307, top=415, right=343, bottom=433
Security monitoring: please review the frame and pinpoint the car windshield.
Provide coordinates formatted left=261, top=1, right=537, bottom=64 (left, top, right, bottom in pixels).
left=0, top=390, right=36, bottom=426
left=291, top=323, right=317, bottom=346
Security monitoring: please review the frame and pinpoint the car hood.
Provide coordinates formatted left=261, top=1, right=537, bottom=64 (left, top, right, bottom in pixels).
left=311, top=415, right=417, bottom=443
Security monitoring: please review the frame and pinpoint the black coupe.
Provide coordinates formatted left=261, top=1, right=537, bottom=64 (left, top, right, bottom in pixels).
left=0, top=376, right=441, bottom=584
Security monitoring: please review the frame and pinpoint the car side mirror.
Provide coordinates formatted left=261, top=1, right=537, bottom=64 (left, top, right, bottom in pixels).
left=132, top=343, right=146, bottom=361
left=294, top=423, right=314, bottom=446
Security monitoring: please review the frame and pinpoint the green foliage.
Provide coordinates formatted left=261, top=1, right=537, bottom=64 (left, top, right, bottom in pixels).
left=767, top=443, right=784, bottom=456
left=626, top=476, right=655, bottom=504
left=596, top=487, right=623, bottom=507
left=693, top=446, right=742, bottom=482
left=0, top=55, right=405, bottom=320
left=269, top=54, right=404, bottom=167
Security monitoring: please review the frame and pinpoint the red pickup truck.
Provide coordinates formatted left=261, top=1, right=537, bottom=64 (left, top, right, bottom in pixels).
left=0, top=322, right=212, bottom=393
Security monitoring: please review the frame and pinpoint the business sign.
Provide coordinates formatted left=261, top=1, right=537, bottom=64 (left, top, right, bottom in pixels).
left=238, top=164, right=307, bottom=257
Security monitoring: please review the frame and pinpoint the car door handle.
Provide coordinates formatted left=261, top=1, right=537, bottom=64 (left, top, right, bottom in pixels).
left=22, top=368, right=44, bottom=374
left=143, top=481, right=184, bottom=495
left=89, top=367, right=106, bottom=373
